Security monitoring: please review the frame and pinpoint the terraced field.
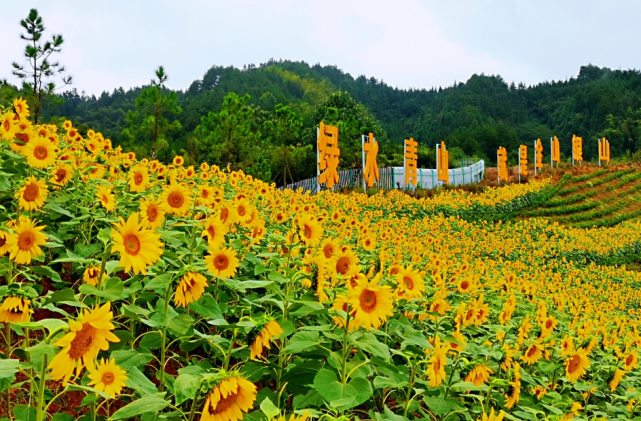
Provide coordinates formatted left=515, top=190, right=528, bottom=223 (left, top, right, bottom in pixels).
left=521, top=166, right=641, bottom=227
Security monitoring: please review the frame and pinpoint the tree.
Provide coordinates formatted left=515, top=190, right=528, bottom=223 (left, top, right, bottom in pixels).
left=265, top=103, right=303, bottom=186
left=121, top=66, right=182, bottom=159
left=12, top=8, right=71, bottom=124
left=195, top=92, right=260, bottom=169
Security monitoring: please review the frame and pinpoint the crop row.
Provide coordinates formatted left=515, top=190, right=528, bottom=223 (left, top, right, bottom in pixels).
left=574, top=208, right=641, bottom=229
left=524, top=201, right=598, bottom=217
left=557, top=169, right=635, bottom=196
left=558, top=199, right=626, bottom=224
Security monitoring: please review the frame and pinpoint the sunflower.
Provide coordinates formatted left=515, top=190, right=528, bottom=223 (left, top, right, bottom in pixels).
left=0, top=112, right=18, bottom=141
left=348, top=273, right=394, bottom=331
left=96, top=185, right=116, bottom=212
left=395, top=267, right=425, bottom=300
left=565, top=349, right=590, bottom=382
left=359, top=234, right=377, bottom=251
left=610, top=369, right=625, bottom=393
left=560, top=335, right=575, bottom=357
left=477, top=409, right=505, bottom=421
left=49, top=163, right=74, bottom=189
left=250, top=320, right=283, bottom=360
left=139, top=196, right=165, bottom=230
left=298, top=214, right=323, bottom=247
left=426, top=337, right=447, bottom=387
left=521, top=342, right=543, bottom=365
left=111, top=212, right=164, bottom=275
left=0, top=296, right=32, bottom=324
left=205, top=247, right=240, bottom=279
left=504, top=363, right=521, bottom=409
left=87, top=358, right=128, bottom=397
left=201, top=215, right=228, bottom=248
left=233, top=198, right=254, bottom=226
left=197, top=185, right=215, bottom=205
left=160, top=182, right=193, bottom=216
left=0, top=231, right=8, bottom=256
left=200, top=374, right=257, bottom=421
left=174, top=272, right=208, bottom=308
left=465, top=364, right=493, bottom=386
left=173, top=155, right=184, bottom=166
left=63, top=120, right=73, bottom=131
left=331, top=294, right=355, bottom=329
left=12, top=97, right=29, bottom=118
left=128, top=165, right=149, bottom=193
left=48, top=303, right=120, bottom=385
left=86, top=163, right=107, bottom=180
left=332, top=249, right=360, bottom=277
left=23, top=135, right=57, bottom=169
left=319, top=239, right=338, bottom=259
left=15, top=176, right=48, bottom=211
left=7, top=217, right=48, bottom=265
left=83, top=266, right=104, bottom=286
left=624, top=351, right=638, bottom=371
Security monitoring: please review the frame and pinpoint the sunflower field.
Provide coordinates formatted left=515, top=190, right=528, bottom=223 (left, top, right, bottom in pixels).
left=1, top=99, right=641, bottom=421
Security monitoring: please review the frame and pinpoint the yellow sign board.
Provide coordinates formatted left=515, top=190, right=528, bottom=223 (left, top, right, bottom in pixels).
left=437, top=141, right=449, bottom=184
left=404, top=137, right=418, bottom=187
left=599, top=137, right=610, bottom=164
left=498, top=147, right=508, bottom=182
left=572, top=135, right=583, bottom=164
left=318, top=122, right=340, bottom=189
left=519, top=145, right=528, bottom=176
left=551, top=136, right=561, bottom=164
left=363, top=132, right=379, bottom=188
left=535, top=139, right=543, bottom=169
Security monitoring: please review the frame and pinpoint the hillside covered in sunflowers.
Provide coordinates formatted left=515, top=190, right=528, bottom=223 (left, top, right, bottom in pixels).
left=2, top=98, right=641, bottom=421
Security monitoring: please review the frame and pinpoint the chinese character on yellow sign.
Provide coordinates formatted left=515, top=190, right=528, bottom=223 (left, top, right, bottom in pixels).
left=551, top=136, right=560, bottom=164
left=318, top=122, right=340, bottom=188
left=437, top=141, right=449, bottom=184
left=519, top=145, right=528, bottom=176
left=497, top=146, right=508, bottom=182
left=572, top=135, right=583, bottom=164
left=363, top=132, right=379, bottom=188
left=599, top=137, right=610, bottom=164
left=535, top=139, right=543, bottom=169
left=404, top=137, right=418, bottom=187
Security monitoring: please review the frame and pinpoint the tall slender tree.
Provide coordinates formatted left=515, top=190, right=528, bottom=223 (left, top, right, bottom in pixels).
left=12, top=8, right=72, bottom=123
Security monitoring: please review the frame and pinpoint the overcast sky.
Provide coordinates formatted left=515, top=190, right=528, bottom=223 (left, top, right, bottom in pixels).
left=1, top=0, right=640, bottom=96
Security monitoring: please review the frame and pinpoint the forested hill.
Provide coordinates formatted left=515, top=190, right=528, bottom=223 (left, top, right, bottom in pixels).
left=9, top=60, right=641, bottom=182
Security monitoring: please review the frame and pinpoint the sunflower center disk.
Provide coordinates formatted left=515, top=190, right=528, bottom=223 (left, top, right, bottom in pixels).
left=215, top=255, right=229, bottom=270
left=210, top=391, right=239, bottom=415
left=123, top=234, right=141, bottom=255
left=34, top=146, right=48, bottom=159
left=403, top=276, right=414, bottom=290
left=69, top=323, right=96, bottom=359
left=148, top=206, right=158, bottom=221
left=102, top=372, right=115, bottom=385
left=168, top=192, right=184, bottom=208
left=359, top=289, right=378, bottom=313
left=18, top=232, right=35, bottom=251
left=22, top=183, right=40, bottom=202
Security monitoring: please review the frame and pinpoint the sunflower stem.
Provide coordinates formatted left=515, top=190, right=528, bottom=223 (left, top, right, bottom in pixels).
left=187, top=394, right=199, bottom=421
left=340, top=307, right=352, bottom=385
left=223, top=329, right=237, bottom=372
left=35, top=354, right=48, bottom=421
left=95, top=248, right=110, bottom=306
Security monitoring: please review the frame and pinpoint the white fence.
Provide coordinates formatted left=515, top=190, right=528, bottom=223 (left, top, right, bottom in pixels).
left=281, top=160, right=485, bottom=193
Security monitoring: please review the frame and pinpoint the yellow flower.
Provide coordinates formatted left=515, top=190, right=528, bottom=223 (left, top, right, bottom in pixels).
left=139, top=196, right=165, bottom=230
left=15, top=176, right=48, bottom=211
left=160, top=182, right=192, bottom=216
left=173, top=155, right=184, bottom=166
left=87, top=358, right=128, bottom=397
left=6, top=217, right=48, bottom=265
left=111, top=212, right=164, bottom=275
left=0, top=231, right=8, bottom=256
left=0, top=296, right=32, bottom=324
left=0, top=112, right=19, bottom=141
left=565, top=349, right=590, bottom=382
left=13, top=97, right=30, bottom=118
left=49, top=163, right=74, bottom=189
left=465, top=364, right=493, bottom=387
left=426, top=337, right=447, bottom=387
left=49, top=303, right=120, bottom=385
left=298, top=214, right=323, bottom=247
left=521, top=342, right=543, bottom=365
left=624, top=351, right=638, bottom=371
left=201, top=374, right=257, bottom=421
left=174, top=272, right=208, bottom=308
left=128, top=165, right=149, bottom=193
left=477, top=409, right=505, bottom=421
left=96, top=185, right=116, bottom=212
left=250, top=320, right=283, bottom=360
left=205, top=246, right=240, bottom=279
left=348, top=273, right=394, bottom=331
left=201, top=215, right=228, bottom=248
left=83, top=266, right=104, bottom=286
left=23, top=135, right=57, bottom=168
left=610, top=369, right=625, bottom=392
left=395, top=267, right=425, bottom=300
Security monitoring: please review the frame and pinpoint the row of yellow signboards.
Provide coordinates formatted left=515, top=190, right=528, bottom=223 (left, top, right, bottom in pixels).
left=317, top=124, right=612, bottom=189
